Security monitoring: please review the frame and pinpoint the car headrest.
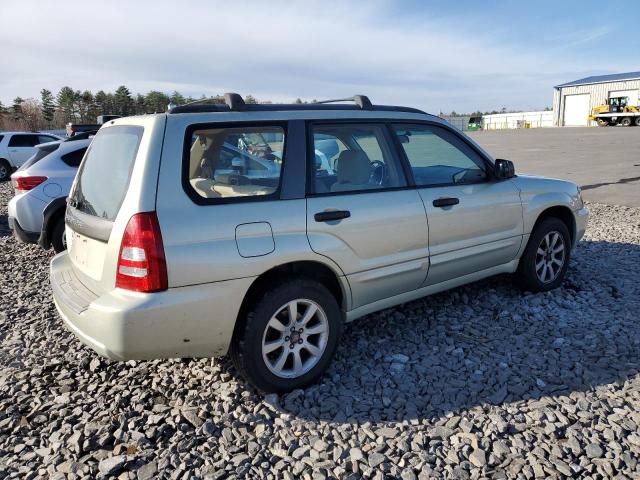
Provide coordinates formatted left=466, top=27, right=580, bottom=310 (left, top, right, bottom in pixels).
left=336, top=150, right=371, bottom=185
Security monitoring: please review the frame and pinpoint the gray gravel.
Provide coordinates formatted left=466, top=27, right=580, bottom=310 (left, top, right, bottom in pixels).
left=1, top=180, right=639, bottom=479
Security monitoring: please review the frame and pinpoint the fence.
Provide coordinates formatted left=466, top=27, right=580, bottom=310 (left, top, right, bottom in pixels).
left=482, top=111, right=553, bottom=130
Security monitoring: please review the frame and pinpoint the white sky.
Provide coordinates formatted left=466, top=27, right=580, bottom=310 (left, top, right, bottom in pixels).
left=0, top=0, right=636, bottom=113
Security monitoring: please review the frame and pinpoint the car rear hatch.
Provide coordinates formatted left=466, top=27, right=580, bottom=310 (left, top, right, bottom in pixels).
left=63, top=115, right=166, bottom=295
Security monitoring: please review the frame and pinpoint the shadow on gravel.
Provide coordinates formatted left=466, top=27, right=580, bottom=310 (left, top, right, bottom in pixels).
left=275, top=239, right=640, bottom=423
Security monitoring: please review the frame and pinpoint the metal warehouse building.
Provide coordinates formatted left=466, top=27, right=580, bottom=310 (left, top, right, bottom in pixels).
left=553, top=71, right=640, bottom=126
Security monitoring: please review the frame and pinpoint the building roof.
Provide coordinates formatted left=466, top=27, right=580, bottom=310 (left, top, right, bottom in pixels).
left=556, top=71, right=640, bottom=88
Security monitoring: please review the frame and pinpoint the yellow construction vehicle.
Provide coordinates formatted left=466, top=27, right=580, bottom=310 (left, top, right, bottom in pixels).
left=590, top=96, right=640, bottom=126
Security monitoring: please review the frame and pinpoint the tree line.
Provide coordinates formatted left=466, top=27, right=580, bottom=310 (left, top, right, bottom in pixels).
left=0, top=86, right=262, bottom=131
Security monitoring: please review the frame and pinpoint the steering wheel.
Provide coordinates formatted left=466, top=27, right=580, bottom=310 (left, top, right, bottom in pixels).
left=369, top=160, right=387, bottom=185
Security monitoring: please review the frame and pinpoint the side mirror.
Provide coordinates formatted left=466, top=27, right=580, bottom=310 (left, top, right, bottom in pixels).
left=494, top=158, right=515, bottom=179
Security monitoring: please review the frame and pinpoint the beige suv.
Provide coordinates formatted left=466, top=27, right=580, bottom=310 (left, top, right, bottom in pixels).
left=50, top=94, right=588, bottom=392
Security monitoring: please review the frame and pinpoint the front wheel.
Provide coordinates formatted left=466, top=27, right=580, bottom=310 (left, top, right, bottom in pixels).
left=634, top=117, right=640, bottom=127
left=230, top=279, right=342, bottom=393
left=516, top=217, right=571, bottom=292
left=596, top=118, right=608, bottom=127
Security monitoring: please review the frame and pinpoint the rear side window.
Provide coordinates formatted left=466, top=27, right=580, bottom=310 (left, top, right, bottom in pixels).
left=186, top=125, right=285, bottom=201
left=9, top=134, right=39, bottom=147
left=70, top=126, right=143, bottom=221
left=39, top=135, right=58, bottom=144
left=0, top=135, right=4, bottom=144
left=310, top=124, right=406, bottom=194
left=61, top=147, right=87, bottom=167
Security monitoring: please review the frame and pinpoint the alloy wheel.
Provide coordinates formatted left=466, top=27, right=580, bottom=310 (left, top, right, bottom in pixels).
left=261, top=299, right=329, bottom=378
left=535, top=231, right=565, bottom=283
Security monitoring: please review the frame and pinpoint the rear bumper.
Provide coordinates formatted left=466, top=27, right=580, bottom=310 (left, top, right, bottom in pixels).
left=8, top=216, right=39, bottom=243
left=50, top=252, right=254, bottom=360
left=574, top=207, right=588, bottom=247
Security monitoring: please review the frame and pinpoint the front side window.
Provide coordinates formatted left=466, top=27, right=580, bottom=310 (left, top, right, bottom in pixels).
left=393, top=124, right=487, bottom=186
left=187, top=126, right=285, bottom=200
left=310, top=124, right=406, bottom=194
left=70, top=126, right=143, bottom=220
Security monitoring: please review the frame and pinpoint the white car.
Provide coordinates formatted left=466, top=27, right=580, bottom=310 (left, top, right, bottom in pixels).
left=8, top=136, right=91, bottom=251
left=0, top=131, right=62, bottom=180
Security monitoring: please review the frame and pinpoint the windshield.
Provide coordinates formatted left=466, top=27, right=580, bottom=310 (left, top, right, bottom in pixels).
left=69, top=125, right=143, bottom=221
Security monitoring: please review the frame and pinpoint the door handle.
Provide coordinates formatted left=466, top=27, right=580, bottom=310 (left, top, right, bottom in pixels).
left=314, top=210, right=351, bottom=222
left=433, top=197, right=459, bottom=208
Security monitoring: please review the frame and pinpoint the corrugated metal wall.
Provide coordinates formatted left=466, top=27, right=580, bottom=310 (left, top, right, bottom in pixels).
left=553, top=80, right=640, bottom=126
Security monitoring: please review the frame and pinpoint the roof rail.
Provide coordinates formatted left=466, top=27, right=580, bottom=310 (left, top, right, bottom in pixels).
left=314, top=95, right=373, bottom=110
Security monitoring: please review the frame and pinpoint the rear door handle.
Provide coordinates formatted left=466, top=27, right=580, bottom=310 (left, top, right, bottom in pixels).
left=433, top=197, right=459, bottom=208
left=314, top=210, right=351, bottom=222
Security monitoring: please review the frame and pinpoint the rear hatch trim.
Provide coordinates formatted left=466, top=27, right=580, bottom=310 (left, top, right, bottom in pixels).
left=65, top=204, right=113, bottom=243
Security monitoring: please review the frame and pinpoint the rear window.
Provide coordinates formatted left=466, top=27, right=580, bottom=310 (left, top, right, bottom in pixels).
left=70, top=126, right=143, bottom=221
left=61, top=147, right=88, bottom=168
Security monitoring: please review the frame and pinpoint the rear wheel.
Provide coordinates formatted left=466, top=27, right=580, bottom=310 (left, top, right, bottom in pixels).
left=0, top=159, right=11, bottom=181
left=51, top=217, right=67, bottom=253
left=230, top=279, right=342, bottom=393
left=620, top=117, right=632, bottom=127
left=635, top=117, right=640, bottom=127
left=516, top=217, right=571, bottom=292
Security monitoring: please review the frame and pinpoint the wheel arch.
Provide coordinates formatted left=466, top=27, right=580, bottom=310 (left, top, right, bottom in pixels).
left=531, top=205, right=576, bottom=245
left=232, top=260, right=350, bottom=340
left=38, top=197, right=67, bottom=249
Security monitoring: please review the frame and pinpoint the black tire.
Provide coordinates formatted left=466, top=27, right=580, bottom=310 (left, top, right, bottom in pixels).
left=634, top=116, right=640, bottom=127
left=516, top=217, right=571, bottom=292
left=230, top=278, right=342, bottom=393
left=0, top=159, right=11, bottom=181
left=51, top=217, right=67, bottom=253
left=620, top=117, right=632, bottom=127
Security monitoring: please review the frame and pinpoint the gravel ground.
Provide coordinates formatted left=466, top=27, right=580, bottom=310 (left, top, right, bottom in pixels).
left=1, top=180, right=639, bottom=479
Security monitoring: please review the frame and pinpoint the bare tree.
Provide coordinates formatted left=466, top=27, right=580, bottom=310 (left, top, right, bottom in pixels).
left=20, top=99, right=44, bottom=131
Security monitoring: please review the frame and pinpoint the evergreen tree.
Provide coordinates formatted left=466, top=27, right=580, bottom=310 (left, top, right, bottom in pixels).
left=40, top=89, right=55, bottom=124
left=169, top=91, right=186, bottom=105
left=114, top=85, right=133, bottom=115
left=56, top=86, right=77, bottom=123
left=12, top=97, right=24, bottom=116
left=145, top=91, right=170, bottom=113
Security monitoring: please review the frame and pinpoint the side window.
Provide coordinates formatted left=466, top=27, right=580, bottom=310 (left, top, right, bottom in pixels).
left=187, top=125, right=285, bottom=200
left=393, top=124, right=487, bottom=186
left=39, top=135, right=57, bottom=144
left=9, top=134, right=39, bottom=147
left=61, top=147, right=88, bottom=167
left=310, top=124, right=406, bottom=194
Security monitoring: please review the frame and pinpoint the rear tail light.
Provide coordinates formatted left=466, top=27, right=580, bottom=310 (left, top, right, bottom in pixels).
left=13, top=176, right=48, bottom=192
left=116, top=212, right=168, bottom=292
